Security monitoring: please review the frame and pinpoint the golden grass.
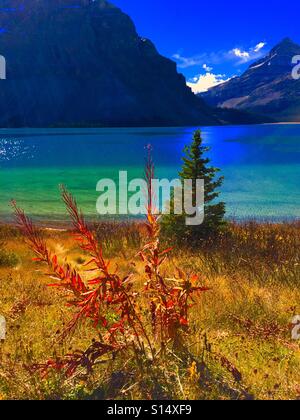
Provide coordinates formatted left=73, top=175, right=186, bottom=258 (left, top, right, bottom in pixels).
left=0, top=221, right=299, bottom=400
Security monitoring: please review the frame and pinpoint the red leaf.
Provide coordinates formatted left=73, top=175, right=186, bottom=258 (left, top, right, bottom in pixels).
left=159, top=247, right=173, bottom=256
left=180, top=317, right=189, bottom=326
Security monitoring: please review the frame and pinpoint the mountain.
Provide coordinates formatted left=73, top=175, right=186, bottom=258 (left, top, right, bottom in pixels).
left=0, top=0, right=223, bottom=127
left=202, top=38, right=300, bottom=122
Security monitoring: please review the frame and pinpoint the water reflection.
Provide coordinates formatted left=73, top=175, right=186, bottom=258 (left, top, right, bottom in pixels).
left=0, top=137, right=35, bottom=163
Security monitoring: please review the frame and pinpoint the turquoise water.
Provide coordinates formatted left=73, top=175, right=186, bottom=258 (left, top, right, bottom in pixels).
left=0, top=125, right=299, bottom=223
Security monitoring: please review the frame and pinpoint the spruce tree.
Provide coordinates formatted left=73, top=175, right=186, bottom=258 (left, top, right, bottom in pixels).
left=161, top=130, right=226, bottom=245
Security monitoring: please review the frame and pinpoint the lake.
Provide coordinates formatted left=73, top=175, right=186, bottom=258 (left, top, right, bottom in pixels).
left=0, top=124, right=299, bottom=224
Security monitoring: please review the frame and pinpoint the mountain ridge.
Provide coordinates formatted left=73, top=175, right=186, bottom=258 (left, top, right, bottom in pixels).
left=0, top=0, right=274, bottom=127
left=201, top=38, right=300, bottom=122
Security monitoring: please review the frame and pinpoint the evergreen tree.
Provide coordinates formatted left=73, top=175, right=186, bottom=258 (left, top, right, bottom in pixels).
left=161, top=130, right=226, bottom=245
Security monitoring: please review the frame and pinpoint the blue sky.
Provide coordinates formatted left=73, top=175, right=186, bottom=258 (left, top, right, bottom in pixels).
left=112, top=0, right=300, bottom=92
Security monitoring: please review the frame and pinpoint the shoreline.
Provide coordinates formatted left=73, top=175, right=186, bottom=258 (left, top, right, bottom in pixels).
left=1, top=217, right=299, bottom=231
left=263, top=121, right=300, bottom=125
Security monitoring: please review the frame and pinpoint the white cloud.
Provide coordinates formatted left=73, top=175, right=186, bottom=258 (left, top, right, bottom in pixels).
left=229, top=42, right=267, bottom=64
left=254, top=42, right=266, bottom=52
left=232, top=48, right=250, bottom=59
left=187, top=72, right=231, bottom=94
left=173, top=52, right=220, bottom=69
left=172, top=53, right=204, bottom=68
left=203, top=63, right=213, bottom=72
left=173, top=41, right=267, bottom=68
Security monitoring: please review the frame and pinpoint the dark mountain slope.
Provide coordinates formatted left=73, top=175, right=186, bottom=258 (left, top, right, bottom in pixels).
left=0, top=0, right=222, bottom=127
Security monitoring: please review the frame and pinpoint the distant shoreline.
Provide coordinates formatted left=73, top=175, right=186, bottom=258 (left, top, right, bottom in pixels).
left=264, top=121, right=300, bottom=125
left=0, top=121, right=299, bottom=131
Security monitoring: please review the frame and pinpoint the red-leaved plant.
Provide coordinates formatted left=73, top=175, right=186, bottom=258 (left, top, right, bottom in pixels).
left=11, top=150, right=209, bottom=378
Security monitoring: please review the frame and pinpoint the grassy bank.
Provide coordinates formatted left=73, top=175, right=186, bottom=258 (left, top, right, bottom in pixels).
left=0, top=220, right=299, bottom=400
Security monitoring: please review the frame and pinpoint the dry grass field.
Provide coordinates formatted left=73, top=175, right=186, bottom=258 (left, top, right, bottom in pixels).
left=0, top=219, right=299, bottom=400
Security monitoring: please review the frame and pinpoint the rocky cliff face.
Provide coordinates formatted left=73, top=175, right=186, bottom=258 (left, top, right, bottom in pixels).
left=202, top=38, right=300, bottom=122
left=0, top=0, right=219, bottom=127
